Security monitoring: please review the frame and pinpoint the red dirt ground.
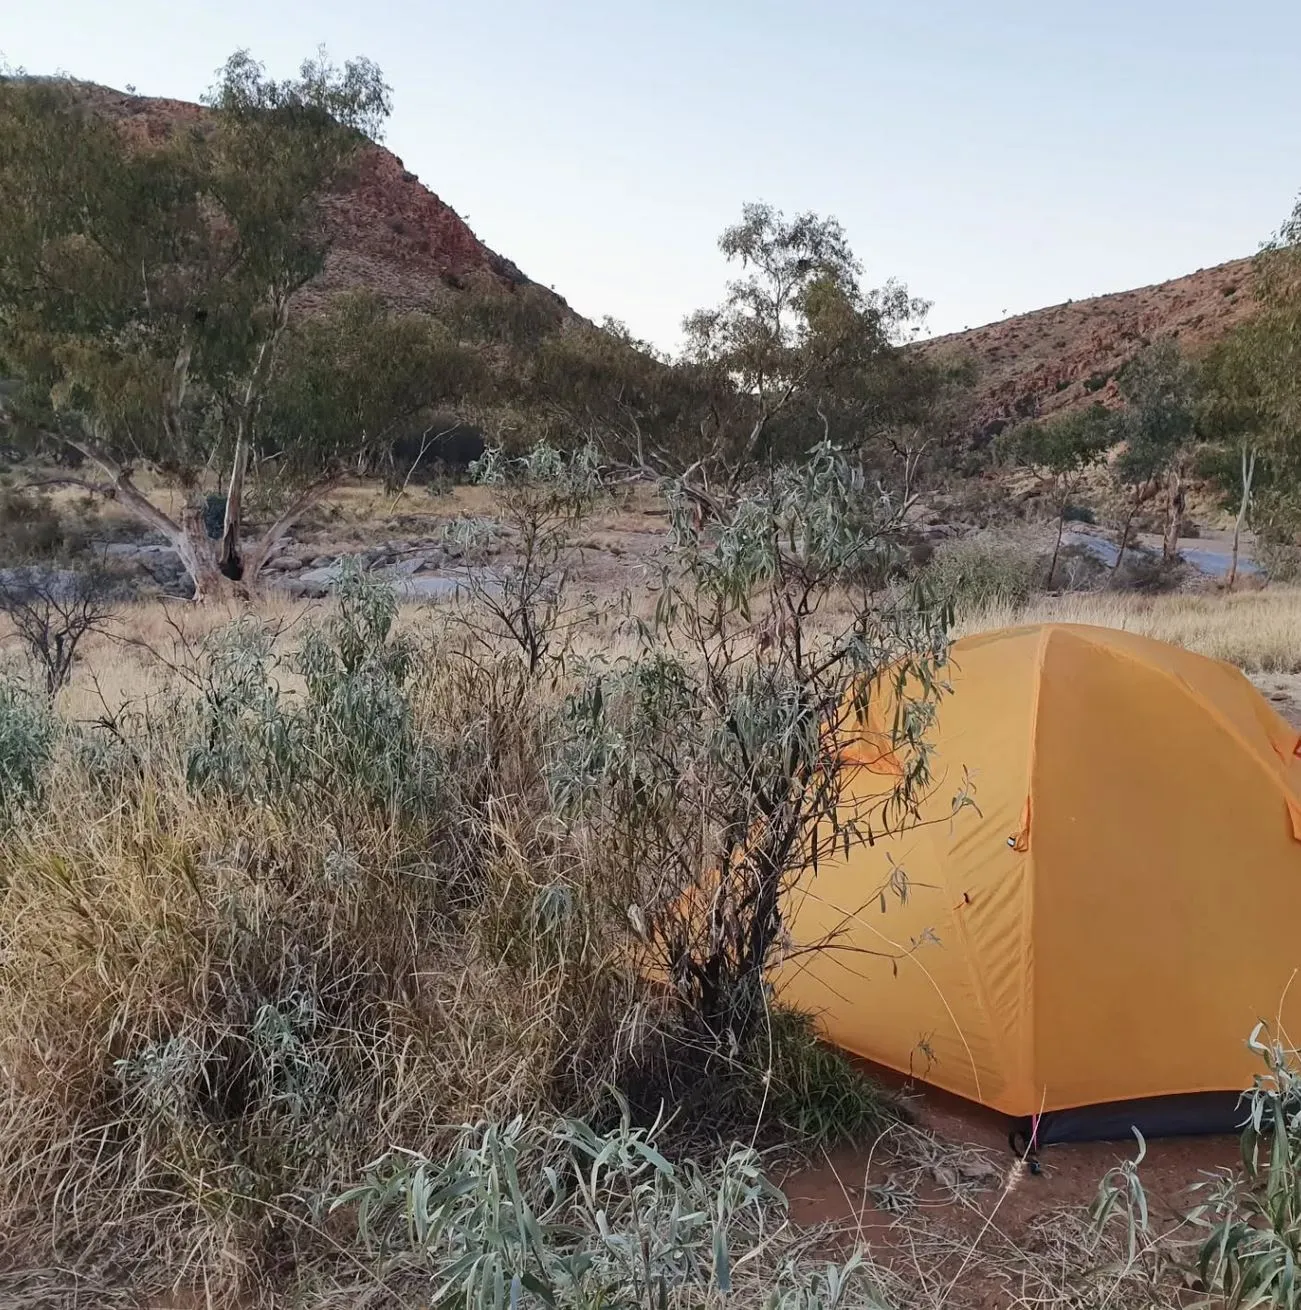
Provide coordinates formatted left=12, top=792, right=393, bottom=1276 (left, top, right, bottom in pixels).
left=783, top=1064, right=1240, bottom=1307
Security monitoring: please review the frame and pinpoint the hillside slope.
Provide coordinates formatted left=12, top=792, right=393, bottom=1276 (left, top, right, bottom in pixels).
left=926, top=258, right=1259, bottom=436
left=37, top=83, right=1267, bottom=448
left=80, top=83, right=574, bottom=318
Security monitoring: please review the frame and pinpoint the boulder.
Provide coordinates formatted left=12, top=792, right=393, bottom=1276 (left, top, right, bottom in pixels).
left=296, top=565, right=344, bottom=589
left=385, top=556, right=428, bottom=577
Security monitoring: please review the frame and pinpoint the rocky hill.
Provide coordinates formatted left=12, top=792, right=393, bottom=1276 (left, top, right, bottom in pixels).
left=926, top=258, right=1259, bottom=438
left=79, top=83, right=574, bottom=319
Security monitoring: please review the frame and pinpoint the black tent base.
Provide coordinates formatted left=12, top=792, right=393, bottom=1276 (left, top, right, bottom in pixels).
left=1011, top=1090, right=1249, bottom=1149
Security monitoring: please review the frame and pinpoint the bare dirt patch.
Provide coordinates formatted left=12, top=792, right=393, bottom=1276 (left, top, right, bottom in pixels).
left=781, top=1067, right=1238, bottom=1307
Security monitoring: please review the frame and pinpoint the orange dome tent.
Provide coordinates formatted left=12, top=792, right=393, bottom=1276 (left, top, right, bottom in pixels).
left=774, top=623, right=1301, bottom=1144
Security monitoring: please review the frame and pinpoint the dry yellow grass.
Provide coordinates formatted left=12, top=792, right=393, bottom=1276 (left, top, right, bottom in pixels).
left=1, top=592, right=322, bottom=721
left=0, top=596, right=648, bottom=1305
left=12, top=575, right=1301, bottom=728
left=958, top=586, right=1301, bottom=674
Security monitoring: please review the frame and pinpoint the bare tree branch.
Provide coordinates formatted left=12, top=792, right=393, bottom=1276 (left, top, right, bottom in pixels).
left=0, top=566, right=120, bottom=695
left=60, top=433, right=189, bottom=545
left=240, top=472, right=350, bottom=584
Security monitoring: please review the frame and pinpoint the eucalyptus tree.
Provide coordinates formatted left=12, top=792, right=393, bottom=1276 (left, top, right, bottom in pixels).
left=999, top=404, right=1113, bottom=587
left=0, top=51, right=472, bottom=598
left=506, top=204, right=949, bottom=508
left=1112, top=338, right=1197, bottom=567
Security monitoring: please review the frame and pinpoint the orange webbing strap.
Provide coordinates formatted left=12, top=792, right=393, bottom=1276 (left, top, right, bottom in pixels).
left=1007, top=795, right=1031, bottom=852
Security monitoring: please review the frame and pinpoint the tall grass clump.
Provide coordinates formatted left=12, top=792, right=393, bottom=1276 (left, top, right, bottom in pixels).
left=0, top=569, right=641, bottom=1305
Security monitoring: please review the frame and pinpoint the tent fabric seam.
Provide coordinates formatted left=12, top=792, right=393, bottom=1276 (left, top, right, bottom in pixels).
left=1015, top=625, right=1049, bottom=1113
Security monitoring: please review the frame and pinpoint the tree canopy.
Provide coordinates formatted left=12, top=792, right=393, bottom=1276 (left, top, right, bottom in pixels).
left=496, top=203, right=959, bottom=504
left=1114, top=339, right=1196, bottom=479
left=1111, top=338, right=1197, bottom=563
left=0, top=51, right=478, bottom=597
left=1195, top=195, right=1301, bottom=549
left=679, top=203, right=937, bottom=477
left=0, top=54, right=971, bottom=594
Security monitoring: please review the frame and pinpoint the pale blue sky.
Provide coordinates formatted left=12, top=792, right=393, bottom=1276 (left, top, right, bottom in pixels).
left=6, top=1, right=1298, bottom=349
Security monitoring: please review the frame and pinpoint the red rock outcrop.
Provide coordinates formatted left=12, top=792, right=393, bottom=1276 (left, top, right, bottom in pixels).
left=924, top=258, right=1258, bottom=435
left=74, top=82, right=571, bottom=318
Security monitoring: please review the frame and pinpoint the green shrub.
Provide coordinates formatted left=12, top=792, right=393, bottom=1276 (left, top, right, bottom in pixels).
left=610, top=1003, right=892, bottom=1159
left=1258, top=540, right=1301, bottom=583
left=294, top=558, right=440, bottom=813
left=1110, top=551, right=1185, bottom=594
left=0, top=675, right=56, bottom=817
left=184, top=561, right=441, bottom=814
left=1192, top=1026, right=1301, bottom=1310
left=184, top=615, right=298, bottom=799
left=0, top=487, right=72, bottom=560
left=1054, top=544, right=1109, bottom=592
left=761, top=1009, right=891, bottom=1145
left=333, top=1102, right=881, bottom=1310
left=925, top=534, right=1046, bottom=612
left=548, top=441, right=952, bottom=1062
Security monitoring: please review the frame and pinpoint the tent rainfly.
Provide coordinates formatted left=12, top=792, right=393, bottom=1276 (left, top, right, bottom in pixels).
left=773, top=623, right=1301, bottom=1145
